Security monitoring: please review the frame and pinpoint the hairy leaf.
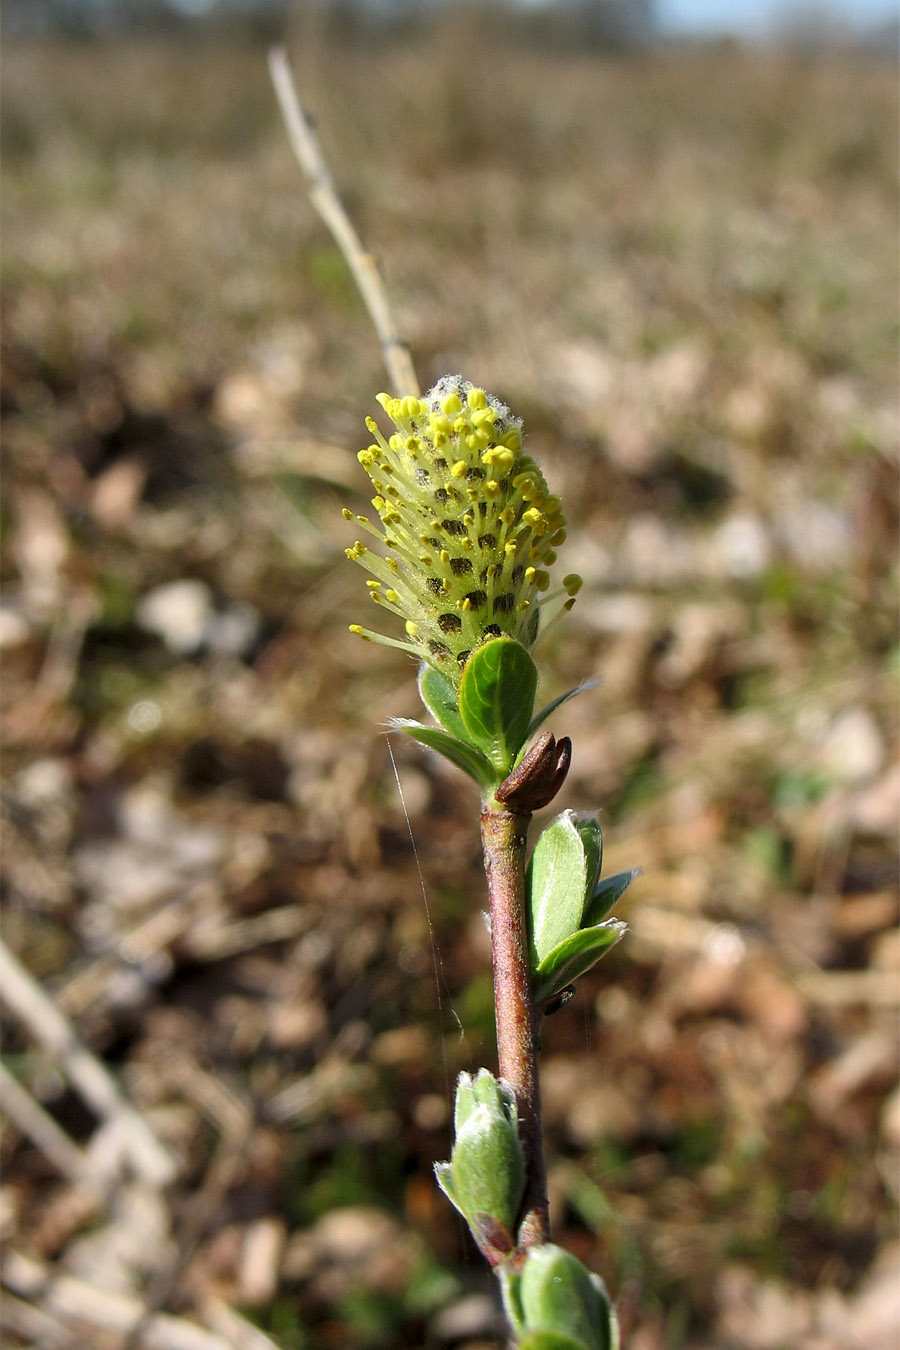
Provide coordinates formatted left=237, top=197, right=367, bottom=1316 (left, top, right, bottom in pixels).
left=525, top=677, right=601, bottom=744
left=532, top=921, right=627, bottom=1005
left=526, top=810, right=588, bottom=967
left=418, top=664, right=467, bottom=739
left=582, top=869, right=640, bottom=927
left=391, top=719, right=497, bottom=792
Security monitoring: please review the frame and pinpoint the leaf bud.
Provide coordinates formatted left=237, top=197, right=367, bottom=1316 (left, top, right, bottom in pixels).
left=434, top=1070, right=525, bottom=1264
left=501, top=1244, right=618, bottom=1350
left=495, top=731, right=572, bottom=812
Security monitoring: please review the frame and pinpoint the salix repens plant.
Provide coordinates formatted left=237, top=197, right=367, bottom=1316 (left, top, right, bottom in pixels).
left=344, top=377, right=637, bottom=1349
left=269, top=38, right=629, bottom=1347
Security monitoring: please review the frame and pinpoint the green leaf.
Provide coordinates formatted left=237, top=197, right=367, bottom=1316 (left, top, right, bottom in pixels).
left=575, top=815, right=603, bottom=900
left=532, top=921, right=627, bottom=1005
left=418, top=664, right=467, bottom=740
left=433, top=1162, right=459, bottom=1214
left=518, top=1334, right=590, bottom=1350
left=391, top=719, right=498, bottom=792
left=499, top=1266, right=525, bottom=1339
left=582, top=869, right=640, bottom=927
left=458, top=638, right=537, bottom=775
left=526, top=678, right=601, bottom=742
left=518, top=1245, right=614, bottom=1350
left=526, top=810, right=589, bottom=967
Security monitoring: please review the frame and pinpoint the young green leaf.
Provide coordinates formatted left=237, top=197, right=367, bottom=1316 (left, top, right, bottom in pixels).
left=458, top=638, right=538, bottom=775
left=575, top=815, right=603, bottom=900
left=391, top=719, right=498, bottom=793
left=532, top=921, right=627, bottom=1006
left=418, top=664, right=467, bottom=740
left=518, top=1245, right=614, bottom=1350
left=525, top=677, right=601, bottom=743
left=526, top=810, right=589, bottom=967
left=582, top=869, right=640, bottom=927
left=518, top=1333, right=590, bottom=1350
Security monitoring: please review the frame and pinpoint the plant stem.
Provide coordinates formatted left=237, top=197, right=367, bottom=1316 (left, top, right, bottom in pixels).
left=480, top=804, right=549, bottom=1251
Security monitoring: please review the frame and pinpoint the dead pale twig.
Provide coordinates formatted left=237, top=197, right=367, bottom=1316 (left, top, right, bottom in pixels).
left=1, top=1249, right=280, bottom=1350
left=121, top=1053, right=255, bottom=1350
left=0, top=938, right=176, bottom=1187
left=268, top=45, right=419, bottom=397
left=0, top=1061, right=107, bottom=1196
left=0, top=1288, right=78, bottom=1350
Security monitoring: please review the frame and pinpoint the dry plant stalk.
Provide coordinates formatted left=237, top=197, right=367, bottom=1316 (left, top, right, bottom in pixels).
left=271, top=52, right=637, bottom=1349
left=268, top=46, right=418, bottom=398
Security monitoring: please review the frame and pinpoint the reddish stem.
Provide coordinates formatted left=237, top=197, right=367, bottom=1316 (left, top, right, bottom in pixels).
left=480, top=804, right=549, bottom=1250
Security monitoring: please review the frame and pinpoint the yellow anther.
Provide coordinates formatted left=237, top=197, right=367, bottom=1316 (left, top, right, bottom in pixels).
left=453, top=417, right=468, bottom=435
left=467, top=387, right=487, bottom=410
left=482, top=446, right=515, bottom=470
left=471, top=407, right=497, bottom=428
left=385, top=589, right=400, bottom=603
left=405, top=620, right=418, bottom=636
left=500, top=428, right=522, bottom=451
left=525, top=565, right=536, bottom=580
left=349, top=624, right=365, bottom=635
left=523, top=507, right=545, bottom=528
left=389, top=433, right=404, bottom=452
left=342, top=508, right=354, bottom=519
left=499, top=507, right=516, bottom=526
left=483, top=480, right=501, bottom=498
left=450, top=460, right=467, bottom=478
left=399, top=396, right=420, bottom=420
left=431, top=415, right=452, bottom=436
left=366, top=580, right=381, bottom=589
left=441, top=550, right=450, bottom=565
left=442, top=393, right=462, bottom=415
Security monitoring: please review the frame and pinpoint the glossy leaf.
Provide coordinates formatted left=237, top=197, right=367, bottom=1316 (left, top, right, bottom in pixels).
left=418, top=664, right=467, bottom=740
left=582, top=869, right=640, bottom=927
left=525, top=677, right=601, bottom=743
left=532, top=921, right=627, bottom=1006
left=458, top=638, right=538, bottom=774
left=391, top=719, right=497, bottom=792
left=526, top=810, right=588, bottom=967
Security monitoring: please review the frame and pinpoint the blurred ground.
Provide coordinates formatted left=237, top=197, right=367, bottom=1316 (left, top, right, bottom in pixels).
left=1, top=23, right=898, bottom=1350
